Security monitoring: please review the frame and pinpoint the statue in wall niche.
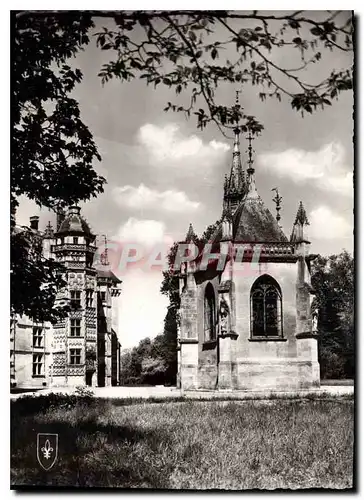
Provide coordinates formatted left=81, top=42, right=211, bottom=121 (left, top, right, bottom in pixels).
left=219, top=297, right=230, bottom=336
left=312, top=308, right=318, bottom=333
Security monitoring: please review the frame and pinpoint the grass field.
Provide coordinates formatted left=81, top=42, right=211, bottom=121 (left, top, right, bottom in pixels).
left=11, top=395, right=354, bottom=490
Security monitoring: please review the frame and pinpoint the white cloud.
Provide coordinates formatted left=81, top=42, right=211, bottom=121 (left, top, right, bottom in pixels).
left=115, top=217, right=174, bottom=249
left=258, top=142, right=353, bottom=197
left=119, top=268, right=169, bottom=349
left=309, top=205, right=352, bottom=240
left=15, top=195, right=55, bottom=229
left=138, top=123, right=230, bottom=167
left=113, top=183, right=200, bottom=213
left=114, top=219, right=171, bottom=349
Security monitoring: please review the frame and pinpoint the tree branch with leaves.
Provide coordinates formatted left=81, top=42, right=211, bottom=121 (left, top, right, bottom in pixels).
left=12, top=12, right=106, bottom=320
left=92, top=10, right=353, bottom=136
left=12, top=10, right=353, bottom=322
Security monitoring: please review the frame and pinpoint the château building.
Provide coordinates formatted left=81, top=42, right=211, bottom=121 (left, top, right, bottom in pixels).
left=177, top=121, right=320, bottom=392
left=10, top=206, right=122, bottom=389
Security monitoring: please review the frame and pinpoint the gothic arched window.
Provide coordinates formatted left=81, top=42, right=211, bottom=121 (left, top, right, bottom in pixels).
left=204, top=283, right=216, bottom=341
left=250, top=275, right=282, bottom=338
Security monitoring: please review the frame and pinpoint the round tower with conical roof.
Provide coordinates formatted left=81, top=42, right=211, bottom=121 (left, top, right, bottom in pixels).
left=51, top=205, right=98, bottom=387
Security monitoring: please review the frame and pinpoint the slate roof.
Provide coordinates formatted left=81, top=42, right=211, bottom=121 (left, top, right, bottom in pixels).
left=56, top=207, right=94, bottom=236
left=211, top=194, right=288, bottom=244
left=97, top=269, right=122, bottom=284
left=57, top=215, right=92, bottom=235
left=233, top=196, right=288, bottom=242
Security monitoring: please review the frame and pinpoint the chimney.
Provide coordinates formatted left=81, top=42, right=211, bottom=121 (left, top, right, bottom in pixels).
left=29, top=216, right=39, bottom=231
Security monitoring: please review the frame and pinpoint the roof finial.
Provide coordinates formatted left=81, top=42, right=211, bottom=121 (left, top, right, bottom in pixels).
left=100, top=235, right=109, bottom=266
left=235, top=89, right=241, bottom=108
left=271, top=188, right=283, bottom=224
left=246, top=129, right=255, bottom=170
left=245, top=130, right=259, bottom=199
left=233, top=90, right=242, bottom=148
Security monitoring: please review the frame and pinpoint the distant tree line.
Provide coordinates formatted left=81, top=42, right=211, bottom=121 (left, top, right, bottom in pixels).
left=311, top=250, right=354, bottom=379
left=119, top=306, right=178, bottom=386
left=120, top=221, right=219, bottom=386
left=120, top=249, right=354, bottom=385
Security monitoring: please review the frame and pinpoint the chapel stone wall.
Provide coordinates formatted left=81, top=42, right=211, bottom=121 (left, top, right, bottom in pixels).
left=234, top=261, right=297, bottom=359
left=196, top=277, right=220, bottom=389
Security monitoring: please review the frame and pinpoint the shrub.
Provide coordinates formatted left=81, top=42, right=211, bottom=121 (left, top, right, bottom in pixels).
left=74, top=385, right=95, bottom=398
left=320, top=350, right=346, bottom=379
left=11, top=391, right=97, bottom=417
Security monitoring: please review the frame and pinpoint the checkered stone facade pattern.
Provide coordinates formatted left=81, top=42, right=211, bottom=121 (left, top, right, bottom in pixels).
left=12, top=205, right=122, bottom=389
left=68, top=366, right=85, bottom=376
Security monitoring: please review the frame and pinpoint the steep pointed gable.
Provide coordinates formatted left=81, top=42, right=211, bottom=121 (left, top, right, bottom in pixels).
left=195, top=121, right=292, bottom=249
left=209, top=193, right=287, bottom=245
left=232, top=129, right=287, bottom=243
left=233, top=195, right=288, bottom=242
left=212, top=128, right=288, bottom=244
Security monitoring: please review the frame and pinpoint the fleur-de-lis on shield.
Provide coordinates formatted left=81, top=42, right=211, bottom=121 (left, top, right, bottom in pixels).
left=41, top=439, right=53, bottom=459
left=37, top=433, right=58, bottom=470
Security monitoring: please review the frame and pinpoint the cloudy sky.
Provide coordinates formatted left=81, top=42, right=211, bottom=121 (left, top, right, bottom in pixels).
left=16, top=12, right=353, bottom=348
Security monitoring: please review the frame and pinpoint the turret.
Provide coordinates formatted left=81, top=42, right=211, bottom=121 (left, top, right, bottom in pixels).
left=223, top=93, right=247, bottom=214
left=185, top=222, right=198, bottom=243
left=291, top=201, right=310, bottom=244
left=183, top=222, right=198, bottom=277
left=53, top=205, right=96, bottom=269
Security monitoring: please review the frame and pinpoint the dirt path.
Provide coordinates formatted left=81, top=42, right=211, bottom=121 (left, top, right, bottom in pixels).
left=10, top=383, right=353, bottom=400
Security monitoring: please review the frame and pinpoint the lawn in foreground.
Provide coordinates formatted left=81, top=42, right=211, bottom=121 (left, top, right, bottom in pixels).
left=11, top=395, right=354, bottom=489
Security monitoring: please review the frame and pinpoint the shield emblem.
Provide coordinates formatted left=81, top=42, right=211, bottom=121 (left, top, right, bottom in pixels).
left=37, top=433, right=58, bottom=471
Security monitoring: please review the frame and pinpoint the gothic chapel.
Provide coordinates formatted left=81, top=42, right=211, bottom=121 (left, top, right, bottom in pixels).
left=177, top=114, right=320, bottom=392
